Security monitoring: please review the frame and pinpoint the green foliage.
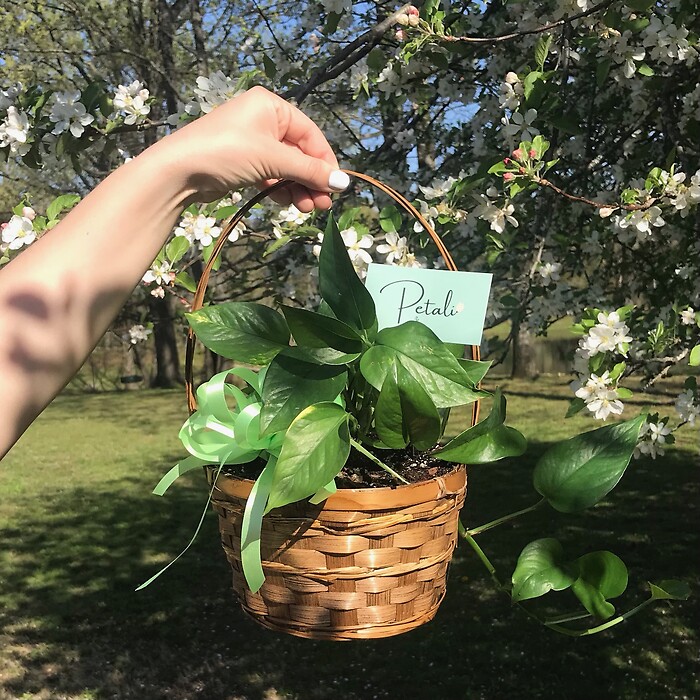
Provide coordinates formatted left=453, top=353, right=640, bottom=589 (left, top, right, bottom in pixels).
left=511, top=538, right=576, bottom=602
left=533, top=414, right=646, bottom=512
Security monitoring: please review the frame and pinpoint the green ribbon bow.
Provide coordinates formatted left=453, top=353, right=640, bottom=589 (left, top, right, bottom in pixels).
left=139, top=367, right=336, bottom=593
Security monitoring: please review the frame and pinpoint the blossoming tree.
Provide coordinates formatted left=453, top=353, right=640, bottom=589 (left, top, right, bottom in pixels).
left=1, top=0, right=699, bottom=453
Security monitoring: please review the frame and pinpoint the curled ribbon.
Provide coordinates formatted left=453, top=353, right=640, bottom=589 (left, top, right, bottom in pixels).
left=139, top=367, right=336, bottom=593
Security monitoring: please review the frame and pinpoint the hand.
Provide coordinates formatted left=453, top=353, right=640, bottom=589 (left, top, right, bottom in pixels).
left=152, top=86, right=349, bottom=211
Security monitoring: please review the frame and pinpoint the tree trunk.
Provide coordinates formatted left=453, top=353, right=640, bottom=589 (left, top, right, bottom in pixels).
left=149, top=295, right=183, bottom=387
left=510, top=320, right=539, bottom=379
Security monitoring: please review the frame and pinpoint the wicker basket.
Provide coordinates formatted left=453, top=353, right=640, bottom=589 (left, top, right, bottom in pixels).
left=206, top=464, right=466, bottom=640
left=185, top=172, right=480, bottom=640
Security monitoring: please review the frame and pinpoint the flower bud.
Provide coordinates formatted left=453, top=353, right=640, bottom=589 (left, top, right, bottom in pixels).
left=512, top=148, right=524, bottom=161
left=395, top=28, right=406, bottom=40
left=503, top=172, right=515, bottom=181
left=407, top=5, right=419, bottom=16
left=505, top=71, right=519, bottom=84
left=528, top=149, right=537, bottom=159
left=22, top=206, right=36, bottom=220
left=503, top=157, right=511, bottom=165
left=518, top=166, right=526, bottom=174
left=408, top=14, right=419, bottom=26
left=599, top=207, right=616, bottom=218
left=396, top=13, right=409, bottom=25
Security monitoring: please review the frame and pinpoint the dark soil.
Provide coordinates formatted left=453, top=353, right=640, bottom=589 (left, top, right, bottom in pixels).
left=218, top=446, right=455, bottom=489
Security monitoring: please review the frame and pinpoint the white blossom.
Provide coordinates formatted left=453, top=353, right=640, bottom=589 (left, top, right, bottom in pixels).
left=1, top=215, right=36, bottom=250
left=321, top=0, right=352, bottom=13
left=192, top=215, right=221, bottom=247
left=49, top=91, right=94, bottom=138
left=194, top=71, right=241, bottom=114
left=376, top=64, right=403, bottom=96
left=113, top=80, right=151, bottom=125
left=142, top=260, right=174, bottom=286
left=538, top=261, right=561, bottom=285
left=643, top=16, right=692, bottom=64
left=587, top=388, right=625, bottom=421
left=340, top=226, right=374, bottom=266
left=419, top=176, right=457, bottom=200
left=376, top=232, right=409, bottom=264
left=472, top=194, right=518, bottom=234
left=0, top=106, right=31, bottom=155
left=675, top=390, right=699, bottom=425
left=128, top=324, right=152, bottom=344
left=680, top=307, right=696, bottom=326
left=501, top=108, right=539, bottom=143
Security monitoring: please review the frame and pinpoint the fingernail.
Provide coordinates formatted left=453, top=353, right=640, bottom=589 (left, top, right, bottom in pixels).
left=328, top=170, right=350, bottom=191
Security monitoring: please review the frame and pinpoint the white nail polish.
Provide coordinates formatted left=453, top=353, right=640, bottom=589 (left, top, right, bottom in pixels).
left=328, top=170, right=350, bottom=191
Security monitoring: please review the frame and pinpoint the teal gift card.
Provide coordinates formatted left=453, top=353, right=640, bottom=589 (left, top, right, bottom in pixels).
left=364, top=263, right=492, bottom=345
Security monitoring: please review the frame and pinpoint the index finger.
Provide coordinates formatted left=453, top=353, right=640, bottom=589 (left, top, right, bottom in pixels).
left=273, top=96, right=339, bottom=169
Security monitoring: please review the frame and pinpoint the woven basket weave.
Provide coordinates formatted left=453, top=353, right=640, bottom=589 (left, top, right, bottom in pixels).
left=206, top=465, right=466, bottom=640
left=185, top=172, right=479, bottom=640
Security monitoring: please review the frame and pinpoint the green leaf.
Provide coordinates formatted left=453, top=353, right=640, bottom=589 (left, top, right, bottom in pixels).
left=280, top=305, right=363, bottom=355
left=377, top=359, right=442, bottom=450
left=522, top=70, right=543, bottom=100
left=174, top=271, right=197, bottom=293
left=373, top=360, right=408, bottom=449
left=457, top=358, right=492, bottom=385
left=689, top=344, right=700, bottom=367
left=367, top=48, right=385, bottom=72
left=166, top=236, right=190, bottom=264
left=435, top=389, right=527, bottom=463
left=46, top=193, right=80, bottom=221
left=511, top=538, right=576, bottom=602
left=649, top=579, right=691, bottom=601
left=534, top=34, right=553, bottom=70
left=281, top=344, right=360, bottom=366
left=637, top=63, right=655, bottom=77
left=360, top=321, right=485, bottom=408
left=186, top=302, right=289, bottom=364
left=379, top=205, right=402, bottom=234
left=260, top=352, right=347, bottom=435
left=533, top=414, right=646, bottom=513
left=616, top=387, right=633, bottom=399
left=596, top=58, right=612, bottom=87
left=566, top=397, right=586, bottom=418
left=266, top=403, right=350, bottom=512
left=262, top=54, right=277, bottom=80
left=318, top=215, right=377, bottom=335
left=570, top=551, right=628, bottom=620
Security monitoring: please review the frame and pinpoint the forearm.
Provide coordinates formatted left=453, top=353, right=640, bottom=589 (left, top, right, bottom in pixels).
left=0, top=144, right=192, bottom=458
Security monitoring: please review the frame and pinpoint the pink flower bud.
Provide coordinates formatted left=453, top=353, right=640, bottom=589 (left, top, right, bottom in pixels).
left=528, top=149, right=537, bottom=159
left=0, top=222, right=7, bottom=230
left=22, top=206, right=36, bottom=220
left=503, top=172, right=515, bottom=181
left=407, top=14, right=419, bottom=26
left=503, top=157, right=511, bottom=165
left=396, top=13, right=409, bottom=25
left=395, top=28, right=407, bottom=41
left=512, top=148, right=524, bottom=161
left=407, top=5, right=419, bottom=16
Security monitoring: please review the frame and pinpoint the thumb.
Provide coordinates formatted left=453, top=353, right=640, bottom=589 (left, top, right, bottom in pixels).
left=264, top=141, right=350, bottom=193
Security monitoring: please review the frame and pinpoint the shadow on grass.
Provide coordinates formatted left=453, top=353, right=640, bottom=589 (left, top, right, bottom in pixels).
left=0, top=444, right=698, bottom=700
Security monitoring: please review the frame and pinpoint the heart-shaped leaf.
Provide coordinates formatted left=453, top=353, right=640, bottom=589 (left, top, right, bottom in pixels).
left=434, top=389, right=527, bottom=463
left=360, top=321, right=485, bottom=408
left=281, top=305, right=364, bottom=354
left=265, top=402, right=350, bottom=513
left=649, top=580, right=691, bottom=600
left=533, top=413, right=646, bottom=512
left=318, top=215, right=377, bottom=335
left=260, top=352, right=347, bottom=435
left=186, top=302, right=289, bottom=364
left=511, top=538, right=576, bottom=602
left=570, top=551, right=628, bottom=620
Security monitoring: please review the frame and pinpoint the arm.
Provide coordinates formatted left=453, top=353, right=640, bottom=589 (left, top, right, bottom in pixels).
left=0, top=86, right=349, bottom=459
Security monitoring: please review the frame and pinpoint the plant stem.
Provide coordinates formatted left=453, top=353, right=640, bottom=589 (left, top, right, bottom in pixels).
left=466, top=498, right=546, bottom=536
left=350, top=438, right=409, bottom=485
left=543, top=599, right=655, bottom=637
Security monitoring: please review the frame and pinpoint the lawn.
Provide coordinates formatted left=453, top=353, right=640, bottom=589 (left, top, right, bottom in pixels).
left=0, top=376, right=698, bottom=700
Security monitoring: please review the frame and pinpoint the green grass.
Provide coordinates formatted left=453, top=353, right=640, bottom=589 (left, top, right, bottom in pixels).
left=0, top=377, right=698, bottom=700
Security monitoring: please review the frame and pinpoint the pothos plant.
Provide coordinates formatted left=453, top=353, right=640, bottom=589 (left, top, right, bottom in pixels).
left=143, top=215, right=689, bottom=636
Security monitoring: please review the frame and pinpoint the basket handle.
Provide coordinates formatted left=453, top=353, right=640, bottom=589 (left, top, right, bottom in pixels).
left=185, top=170, right=481, bottom=424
